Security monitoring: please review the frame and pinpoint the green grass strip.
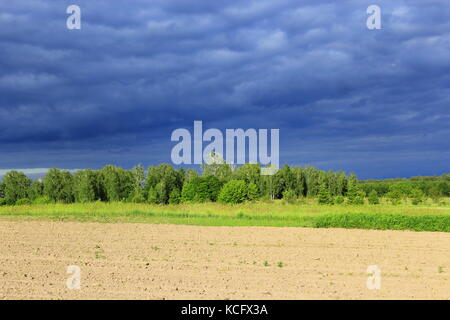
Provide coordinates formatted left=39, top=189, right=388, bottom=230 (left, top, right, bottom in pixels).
left=0, top=203, right=449, bottom=232
left=315, top=213, right=450, bottom=232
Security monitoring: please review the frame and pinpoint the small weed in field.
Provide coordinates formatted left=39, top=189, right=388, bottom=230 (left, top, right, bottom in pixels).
left=95, top=250, right=105, bottom=259
left=208, top=242, right=215, bottom=246
left=94, top=244, right=105, bottom=259
left=438, top=266, right=444, bottom=273
left=263, top=261, right=270, bottom=267
left=277, top=262, right=284, bottom=268
left=151, top=246, right=160, bottom=251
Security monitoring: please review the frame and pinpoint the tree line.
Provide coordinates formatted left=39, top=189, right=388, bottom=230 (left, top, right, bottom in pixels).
left=0, top=163, right=448, bottom=206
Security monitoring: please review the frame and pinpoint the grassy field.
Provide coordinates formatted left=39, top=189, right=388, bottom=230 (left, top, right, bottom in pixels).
left=0, top=200, right=449, bottom=232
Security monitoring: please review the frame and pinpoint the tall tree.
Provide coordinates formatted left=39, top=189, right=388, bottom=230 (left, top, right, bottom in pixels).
left=29, top=180, right=44, bottom=200
left=43, top=168, right=74, bottom=203
left=99, top=165, right=133, bottom=202
left=146, top=164, right=183, bottom=204
left=291, top=167, right=306, bottom=197
left=3, top=170, right=32, bottom=204
left=73, top=170, right=97, bottom=203
left=129, top=164, right=145, bottom=203
left=304, top=166, right=320, bottom=197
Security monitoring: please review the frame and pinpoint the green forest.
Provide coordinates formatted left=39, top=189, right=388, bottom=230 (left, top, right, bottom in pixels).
left=1, top=163, right=449, bottom=206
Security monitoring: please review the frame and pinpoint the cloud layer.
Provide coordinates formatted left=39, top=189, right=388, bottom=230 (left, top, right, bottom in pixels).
left=0, top=0, right=449, bottom=178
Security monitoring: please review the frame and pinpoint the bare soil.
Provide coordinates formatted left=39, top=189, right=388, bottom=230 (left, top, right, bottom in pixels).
left=0, top=221, right=448, bottom=299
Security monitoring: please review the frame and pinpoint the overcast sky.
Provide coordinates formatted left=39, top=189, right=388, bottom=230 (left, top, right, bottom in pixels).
left=0, top=0, right=449, bottom=179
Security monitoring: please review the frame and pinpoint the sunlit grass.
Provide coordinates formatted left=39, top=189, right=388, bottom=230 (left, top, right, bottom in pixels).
left=0, top=200, right=449, bottom=231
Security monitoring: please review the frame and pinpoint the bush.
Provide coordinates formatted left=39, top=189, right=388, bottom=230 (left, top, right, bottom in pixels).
left=259, top=193, right=275, bottom=202
left=180, top=179, right=197, bottom=202
left=334, top=195, right=345, bottom=204
left=0, top=198, right=7, bottom=206
left=317, top=184, right=333, bottom=205
left=203, top=176, right=223, bottom=202
left=429, top=186, right=442, bottom=203
left=247, top=183, right=259, bottom=201
left=169, top=188, right=181, bottom=204
left=411, top=188, right=424, bottom=205
left=346, top=183, right=365, bottom=205
left=368, top=190, right=380, bottom=205
left=33, top=196, right=52, bottom=205
left=130, top=190, right=146, bottom=203
left=218, top=180, right=248, bottom=204
left=15, top=198, right=32, bottom=206
left=282, top=189, right=297, bottom=204
left=386, top=190, right=402, bottom=205
left=147, top=187, right=158, bottom=204
left=155, top=181, right=168, bottom=204
left=181, top=176, right=223, bottom=203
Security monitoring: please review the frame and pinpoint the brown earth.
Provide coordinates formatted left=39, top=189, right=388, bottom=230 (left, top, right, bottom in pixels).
left=0, top=221, right=449, bottom=299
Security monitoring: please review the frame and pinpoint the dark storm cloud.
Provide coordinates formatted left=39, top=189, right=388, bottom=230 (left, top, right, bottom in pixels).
left=0, top=0, right=449, bottom=178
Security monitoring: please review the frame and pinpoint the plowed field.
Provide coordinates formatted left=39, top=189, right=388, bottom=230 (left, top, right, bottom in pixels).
left=0, top=221, right=448, bottom=299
